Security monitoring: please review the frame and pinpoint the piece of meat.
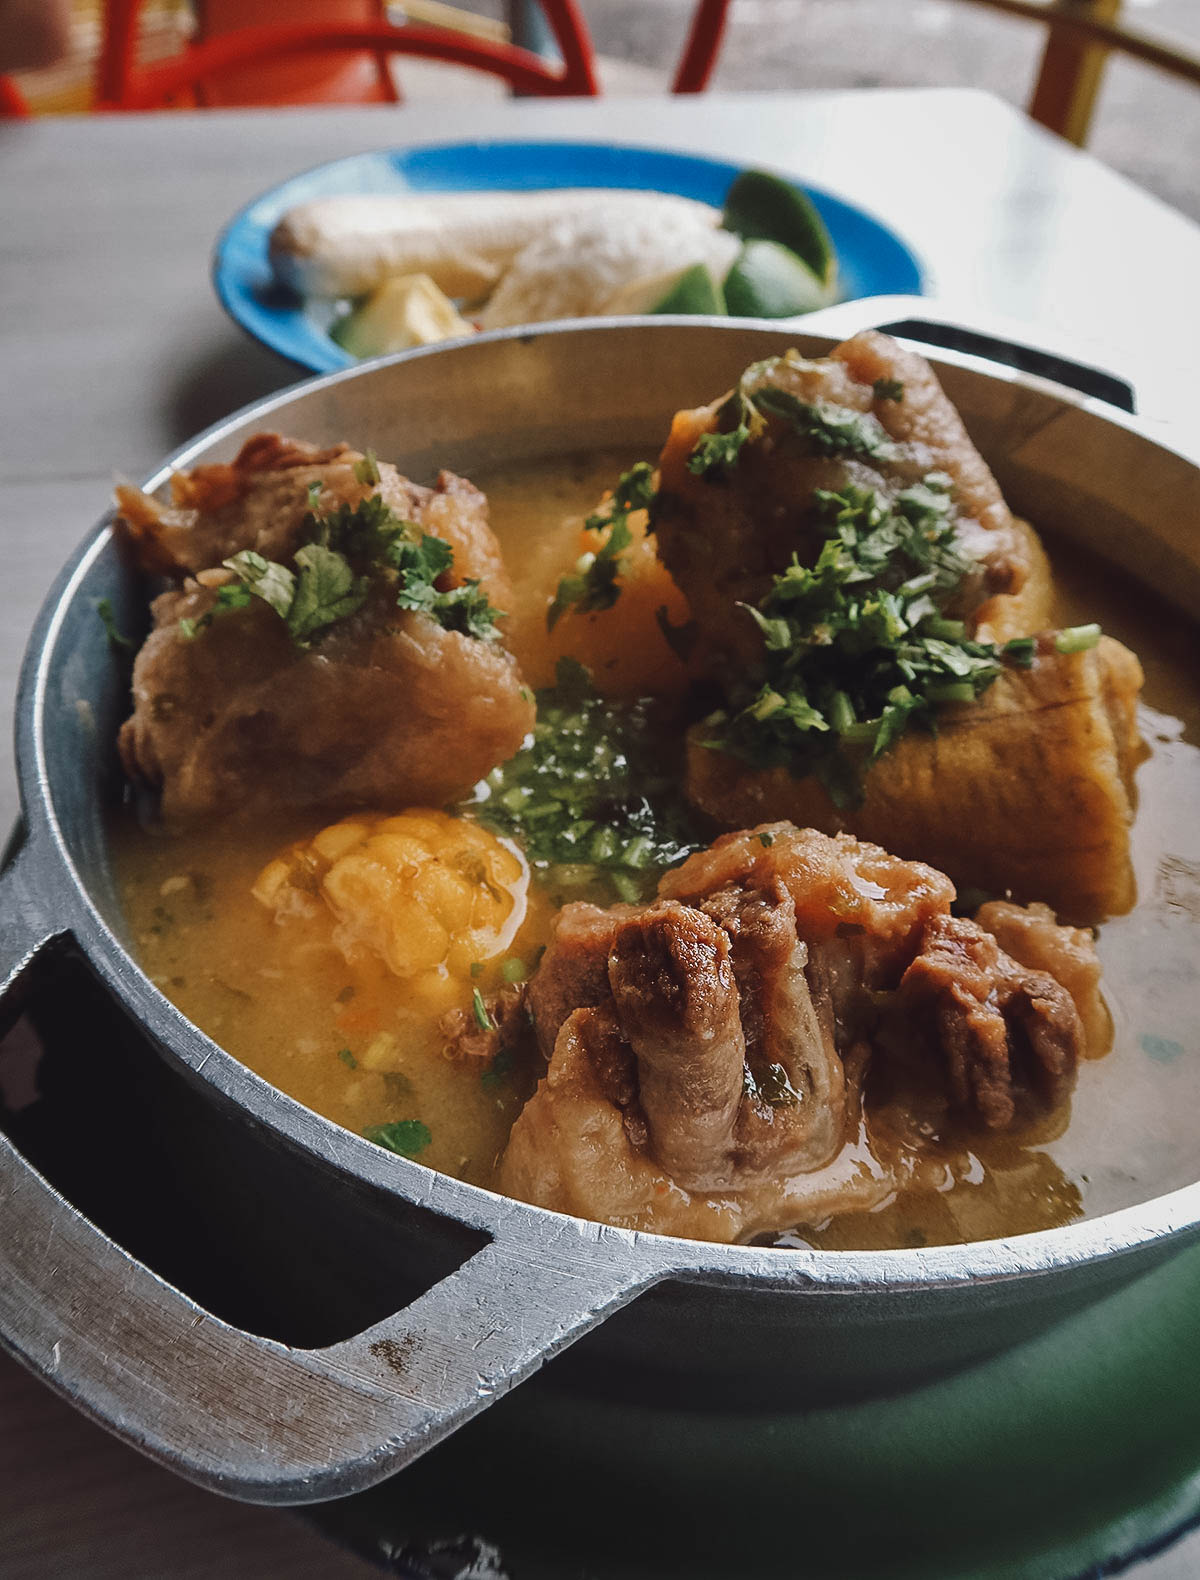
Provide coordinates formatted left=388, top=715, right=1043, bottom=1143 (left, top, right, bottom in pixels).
left=439, top=985, right=529, bottom=1062
left=115, top=434, right=514, bottom=609
left=499, top=823, right=1095, bottom=1240
left=496, top=1002, right=900, bottom=1242
left=686, top=634, right=1144, bottom=923
left=653, top=332, right=1048, bottom=671
left=975, top=900, right=1110, bottom=1056
left=606, top=902, right=746, bottom=1189
left=523, top=901, right=646, bottom=1061
left=115, top=436, right=532, bottom=823
left=661, top=823, right=955, bottom=969
left=897, top=914, right=1083, bottom=1130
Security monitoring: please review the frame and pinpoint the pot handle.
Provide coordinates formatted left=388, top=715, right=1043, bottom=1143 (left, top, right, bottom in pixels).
left=796, top=295, right=1137, bottom=412
left=0, top=838, right=62, bottom=1032
left=0, top=848, right=660, bottom=1505
left=0, top=1125, right=657, bottom=1503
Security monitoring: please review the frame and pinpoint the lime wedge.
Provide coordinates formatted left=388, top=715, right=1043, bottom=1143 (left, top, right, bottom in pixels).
left=722, top=170, right=836, bottom=289
left=724, top=239, right=836, bottom=319
left=650, top=261, right=727, bottom=316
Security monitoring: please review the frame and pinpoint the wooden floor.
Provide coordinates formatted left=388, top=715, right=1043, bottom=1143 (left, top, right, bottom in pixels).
left=0, top=1352, right=378, bottom=1579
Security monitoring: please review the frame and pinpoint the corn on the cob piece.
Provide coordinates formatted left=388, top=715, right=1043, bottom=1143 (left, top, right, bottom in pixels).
left=269, top=188, right=722, bottom=302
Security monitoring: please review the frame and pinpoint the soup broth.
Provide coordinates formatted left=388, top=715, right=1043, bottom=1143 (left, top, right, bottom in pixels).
left=112, top=449, right=1200, bottom=1247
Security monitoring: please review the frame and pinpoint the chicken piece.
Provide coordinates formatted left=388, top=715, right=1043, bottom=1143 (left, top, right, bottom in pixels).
left=686, top=635, right=1144, bottom=923
left=498, top=824, right=1099, bottom=1241
left=897, top=915, right=1083, bottom=1130
left=115, top=435, right=533, bottom=824
left=654, top=332, right=1050, bottom=670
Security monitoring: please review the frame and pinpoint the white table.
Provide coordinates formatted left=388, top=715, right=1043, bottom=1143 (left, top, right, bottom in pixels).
left=2, top=88, right=1199, bottom=1578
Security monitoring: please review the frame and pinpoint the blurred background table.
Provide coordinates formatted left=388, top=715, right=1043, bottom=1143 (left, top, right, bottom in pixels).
left=2, top=87, right=1199, bottom=1577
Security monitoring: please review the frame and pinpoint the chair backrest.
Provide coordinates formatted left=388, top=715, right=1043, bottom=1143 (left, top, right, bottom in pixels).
left=670, top=0, right=1200, bottom=145
left=0, top=76, right=31, bottom=117
left=97, top=0, right=599, bottom=111
left=192, top=0, right=398, bottom=107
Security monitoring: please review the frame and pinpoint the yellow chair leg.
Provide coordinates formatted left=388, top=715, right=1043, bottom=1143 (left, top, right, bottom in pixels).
left=1029, top=0, right=1122, bottom=144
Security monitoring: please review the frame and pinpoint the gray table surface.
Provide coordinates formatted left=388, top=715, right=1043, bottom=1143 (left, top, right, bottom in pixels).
left=2, top=87, right=1199, bottom=1578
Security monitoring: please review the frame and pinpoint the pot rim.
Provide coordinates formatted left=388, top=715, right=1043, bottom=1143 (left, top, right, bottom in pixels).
left=14, top=310, right=1200, bottom=1296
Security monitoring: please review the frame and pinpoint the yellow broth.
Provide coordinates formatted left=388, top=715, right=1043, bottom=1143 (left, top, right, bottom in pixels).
left=112, top=450, right=1200, bottom=1247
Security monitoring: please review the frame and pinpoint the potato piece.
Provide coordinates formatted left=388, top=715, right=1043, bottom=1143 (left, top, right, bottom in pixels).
left=506, top=508, right=693, bottom=699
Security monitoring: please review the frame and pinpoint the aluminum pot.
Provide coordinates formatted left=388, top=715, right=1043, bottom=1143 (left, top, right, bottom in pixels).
left=2, top=301, right=1198, bottom=1507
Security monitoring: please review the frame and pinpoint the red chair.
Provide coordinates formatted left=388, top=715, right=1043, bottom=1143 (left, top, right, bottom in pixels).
left=0, top=76, right=31, bottom=116
left=671, top=0, right=730, bottom=94
left=667, top=0, right=1200, bottom=144
left=97, top=0, right=599, bottom=111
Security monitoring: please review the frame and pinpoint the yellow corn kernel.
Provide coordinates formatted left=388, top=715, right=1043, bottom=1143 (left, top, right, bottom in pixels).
left=251, top=858, right=294, bottom=908
left=311, top=820, right=369, bottom=863
left=360, top=1031, right=400, bottom=1071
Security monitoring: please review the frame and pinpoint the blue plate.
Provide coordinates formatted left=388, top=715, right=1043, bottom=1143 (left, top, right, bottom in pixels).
left=213, top=140, right=926, bottom=373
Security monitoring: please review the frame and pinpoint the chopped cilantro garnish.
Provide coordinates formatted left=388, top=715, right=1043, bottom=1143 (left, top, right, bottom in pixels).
left=686, top=391, right=764, bottom=480
left=474, top=659, right=705, bottom=903
left=757, top=831, right=775, bottom=847
left=179, top=489, right=503, bottom=648
left=705, top=477, right=1084, bottom=807
left=469, top=961, right=484, bottom=979
left=501, top=957, right=526, bottom=984
left=752, top=388, right=898, bottom=460
left=96, top=597, right=134, bottom=651
left=547, top=463, right=656, bottom=629
left=363, top=1119, right=431, bottom=1157
left=686, top=358, right=902, bottom=480
left=472, top=987, right=495, bottom=1032
left=337, top=1047, right=357, bottom=1069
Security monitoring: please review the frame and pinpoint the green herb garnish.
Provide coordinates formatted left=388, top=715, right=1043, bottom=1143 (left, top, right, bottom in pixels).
left=687, top=358, right=902, bottom=481
left=474, top=658, right=705, bottom=903
left=472, top=988, right=495, bottom=1032
left=363, top=1119, right=431, bottom=1158
left=753, top=388, right=897, bottom=460
left=705, top=478, right=1080, bottom=807
left=179, top=490, right=503, bottom=648
left=353, top=449, right=381, bottom=486
left=501, top=957, right=527, bottom=984
left=547, top=463, right=656, bottom=629
left=1054, top=623, right=1101, bottom=655
left=96, top=597, right=134, bottom=651
left=686, top=391, right=763, bottom=480
left=337, top=1047, right=357, bottom=1069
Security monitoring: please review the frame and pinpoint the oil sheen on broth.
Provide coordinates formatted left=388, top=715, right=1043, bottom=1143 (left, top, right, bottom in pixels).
left=112, top=449, right=1200, bottom=1248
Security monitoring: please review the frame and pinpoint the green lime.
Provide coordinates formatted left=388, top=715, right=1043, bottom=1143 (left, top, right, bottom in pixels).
left=724, top=239, right=836, bottom=319
left=722, top=169, right=836, bottom=288
left=650, top=261, right=727, bottom=316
